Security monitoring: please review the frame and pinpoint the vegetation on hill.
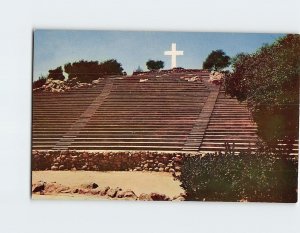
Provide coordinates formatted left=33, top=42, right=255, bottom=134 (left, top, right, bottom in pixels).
left=203, top=49, right=230, bottom=71
left=48, top=66, right=65, bottom=81
left=32, top=75, right=47, bottom=89
left=225, top=34, right=300, bottom=147
left=33, top=59, right=124, bottom=88
left=179, top=146, right=298, bottom=202
left=146, top=60, right=164, bottom=71
left=64, top=59, right=123, bottom=83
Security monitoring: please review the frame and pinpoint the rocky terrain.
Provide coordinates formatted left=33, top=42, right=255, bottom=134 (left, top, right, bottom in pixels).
left=32, top=150, right=187, bottom=176
left=33, top=77, right=104, bottom=93
left=32, top=181, right=185, bottom=201
left=32, top=171, right=186, bottom=201
left=209, top=71, right=225, bottom=84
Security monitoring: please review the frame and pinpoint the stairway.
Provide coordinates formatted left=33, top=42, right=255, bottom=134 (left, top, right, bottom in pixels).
left=32, top=80, right=106, bottom=150
left=67, top=75, right=209, bottom=151
left=200, top=90, right=259, bottom=152
left=32, top=72, right=297, bottom=154
left=32, top=74, right=210, bottom=151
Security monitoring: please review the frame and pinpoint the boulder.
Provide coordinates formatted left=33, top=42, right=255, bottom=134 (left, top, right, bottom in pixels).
left=51, top=165, right=58, bottom=171
left=116, top=189, right=137, bottom=199
left=80, top=182, right=99, bottom=189
left=123, top=190, right=137, bottom=199
left=150, top=192, right=170, bottom=201
left=107, top=187, right=122, bottom=198
left=32, top=181, right=45, bottom=193
left=44, top=182, right=66, bottom=193
left=138, top=193, right=152, bottom=201
left=99, top=186, right=110, bottom=196
left=172, top=196, right=185, bottom=201
left=90, top=187, right=102, bottom=195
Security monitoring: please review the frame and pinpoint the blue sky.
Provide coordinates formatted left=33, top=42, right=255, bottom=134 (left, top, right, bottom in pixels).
left=33, top=30, right=284, bottom=80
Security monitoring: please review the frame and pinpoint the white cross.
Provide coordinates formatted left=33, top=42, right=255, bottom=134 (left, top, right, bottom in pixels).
left=164, top=43, right=184, bottom=69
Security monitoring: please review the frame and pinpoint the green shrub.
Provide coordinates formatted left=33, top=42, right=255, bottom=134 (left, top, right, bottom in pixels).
left=225, top=34, right=300, bottom=146
left=32, top=76, right=47, bottom=89
left=64, top=59, right=123, bottom=83
left=146, top=60, right=164, bottom=71
left=48, top=66, right=65, bottom=80
left=203, top=49, right=230, bottom=71
left=179, top=146, right=298, bottom=202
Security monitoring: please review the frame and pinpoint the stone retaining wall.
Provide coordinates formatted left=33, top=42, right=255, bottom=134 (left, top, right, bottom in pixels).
left=32, top=151, right=194, bottom=172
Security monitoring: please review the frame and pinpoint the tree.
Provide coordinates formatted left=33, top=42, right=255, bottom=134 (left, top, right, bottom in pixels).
left=33, top=75, right=47, bottom=89
left=48, top=66, right=65, bottom=80
left=64, top=59, right=123, bottom=83
left=146, top=60, right=164, bottom=71
left=64, top=60, right=99, bottom=83
left=98, top=59, right=123, bottom=75
left=225, top=34, right=300, bottom=147
left=203, top=50, right=230, bottom=71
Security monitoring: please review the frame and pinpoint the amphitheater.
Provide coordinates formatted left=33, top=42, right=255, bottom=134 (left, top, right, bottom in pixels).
left=32, top=69, right=259, bottom=153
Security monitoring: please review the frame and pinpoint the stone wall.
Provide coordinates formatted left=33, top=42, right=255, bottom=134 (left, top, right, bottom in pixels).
left=32, top=151, right=193, bottom=173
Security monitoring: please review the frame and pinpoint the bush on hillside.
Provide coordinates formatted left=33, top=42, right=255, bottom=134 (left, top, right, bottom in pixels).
left=179, top=145, right=298, bottom=202
left=225, top=34, right=300, bottom=146
left=48, top=66, right=65, bottom=81
left=98, top=59, right=124, bottom=75
left=146, top=60, right=164, bottom=71
left=203, top=49, right=230, bottom=71
left=32, top=76, right=47, bottom=89
left=64, top=59, right=123, bottom=83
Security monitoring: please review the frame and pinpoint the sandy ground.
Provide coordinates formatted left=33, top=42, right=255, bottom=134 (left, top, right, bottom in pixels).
left=32, top=193, right=109, bottom=200
left=32, top=171, right=184, bottom=200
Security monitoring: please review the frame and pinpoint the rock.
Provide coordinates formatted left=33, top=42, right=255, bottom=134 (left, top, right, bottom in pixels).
left=173, top=196, right=185, bottom=201
left=123, top=190, right=137, bottom=199
left=90, top=187, right=102, bottom=195
left=51, top=165, right=58, bottom=171
left=107, top=187, right=122, bottom=198
left=116, top=190, right=125, bottom=198
left=174, top=157, right=182, bottom=162
left=154, top=167, right=159, bottom=172
left=164, top=167, right=170, bottom=172
left=150, top=192, right=170, bottom=201
left=167, top=163, right=173, bottom=167
left=32, top=181, right=45, bottom=193
left=174, top=172, right=181, bottom=177
left=147, top=160, right=154, bottom=164
left=172, top=194, right=186, bottom=201
left=158, top=163, right=165, bottom=168
left=158, top=168, right=164, bottom=172
left=60, top=189, right=72, bottom=194
left=138, top=193, right=152, bottom=201
left=78, top=188, right=90, bottom=194
left=43, top=183, right=61, bottom=193
left=80, top=182, right=99, bottom=189
left=72, top=188, right=79, bottom=193
left=59, top=165, right=65, bottom=170
left=116, top=189, right=137, bottom=199
left=169, top=168, right=175, bottom=173
left=99, top=186, right=110, bottom=196
left=174, top=166, right=181, bottom=172
left=139, top=78, right=148, bottom=82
